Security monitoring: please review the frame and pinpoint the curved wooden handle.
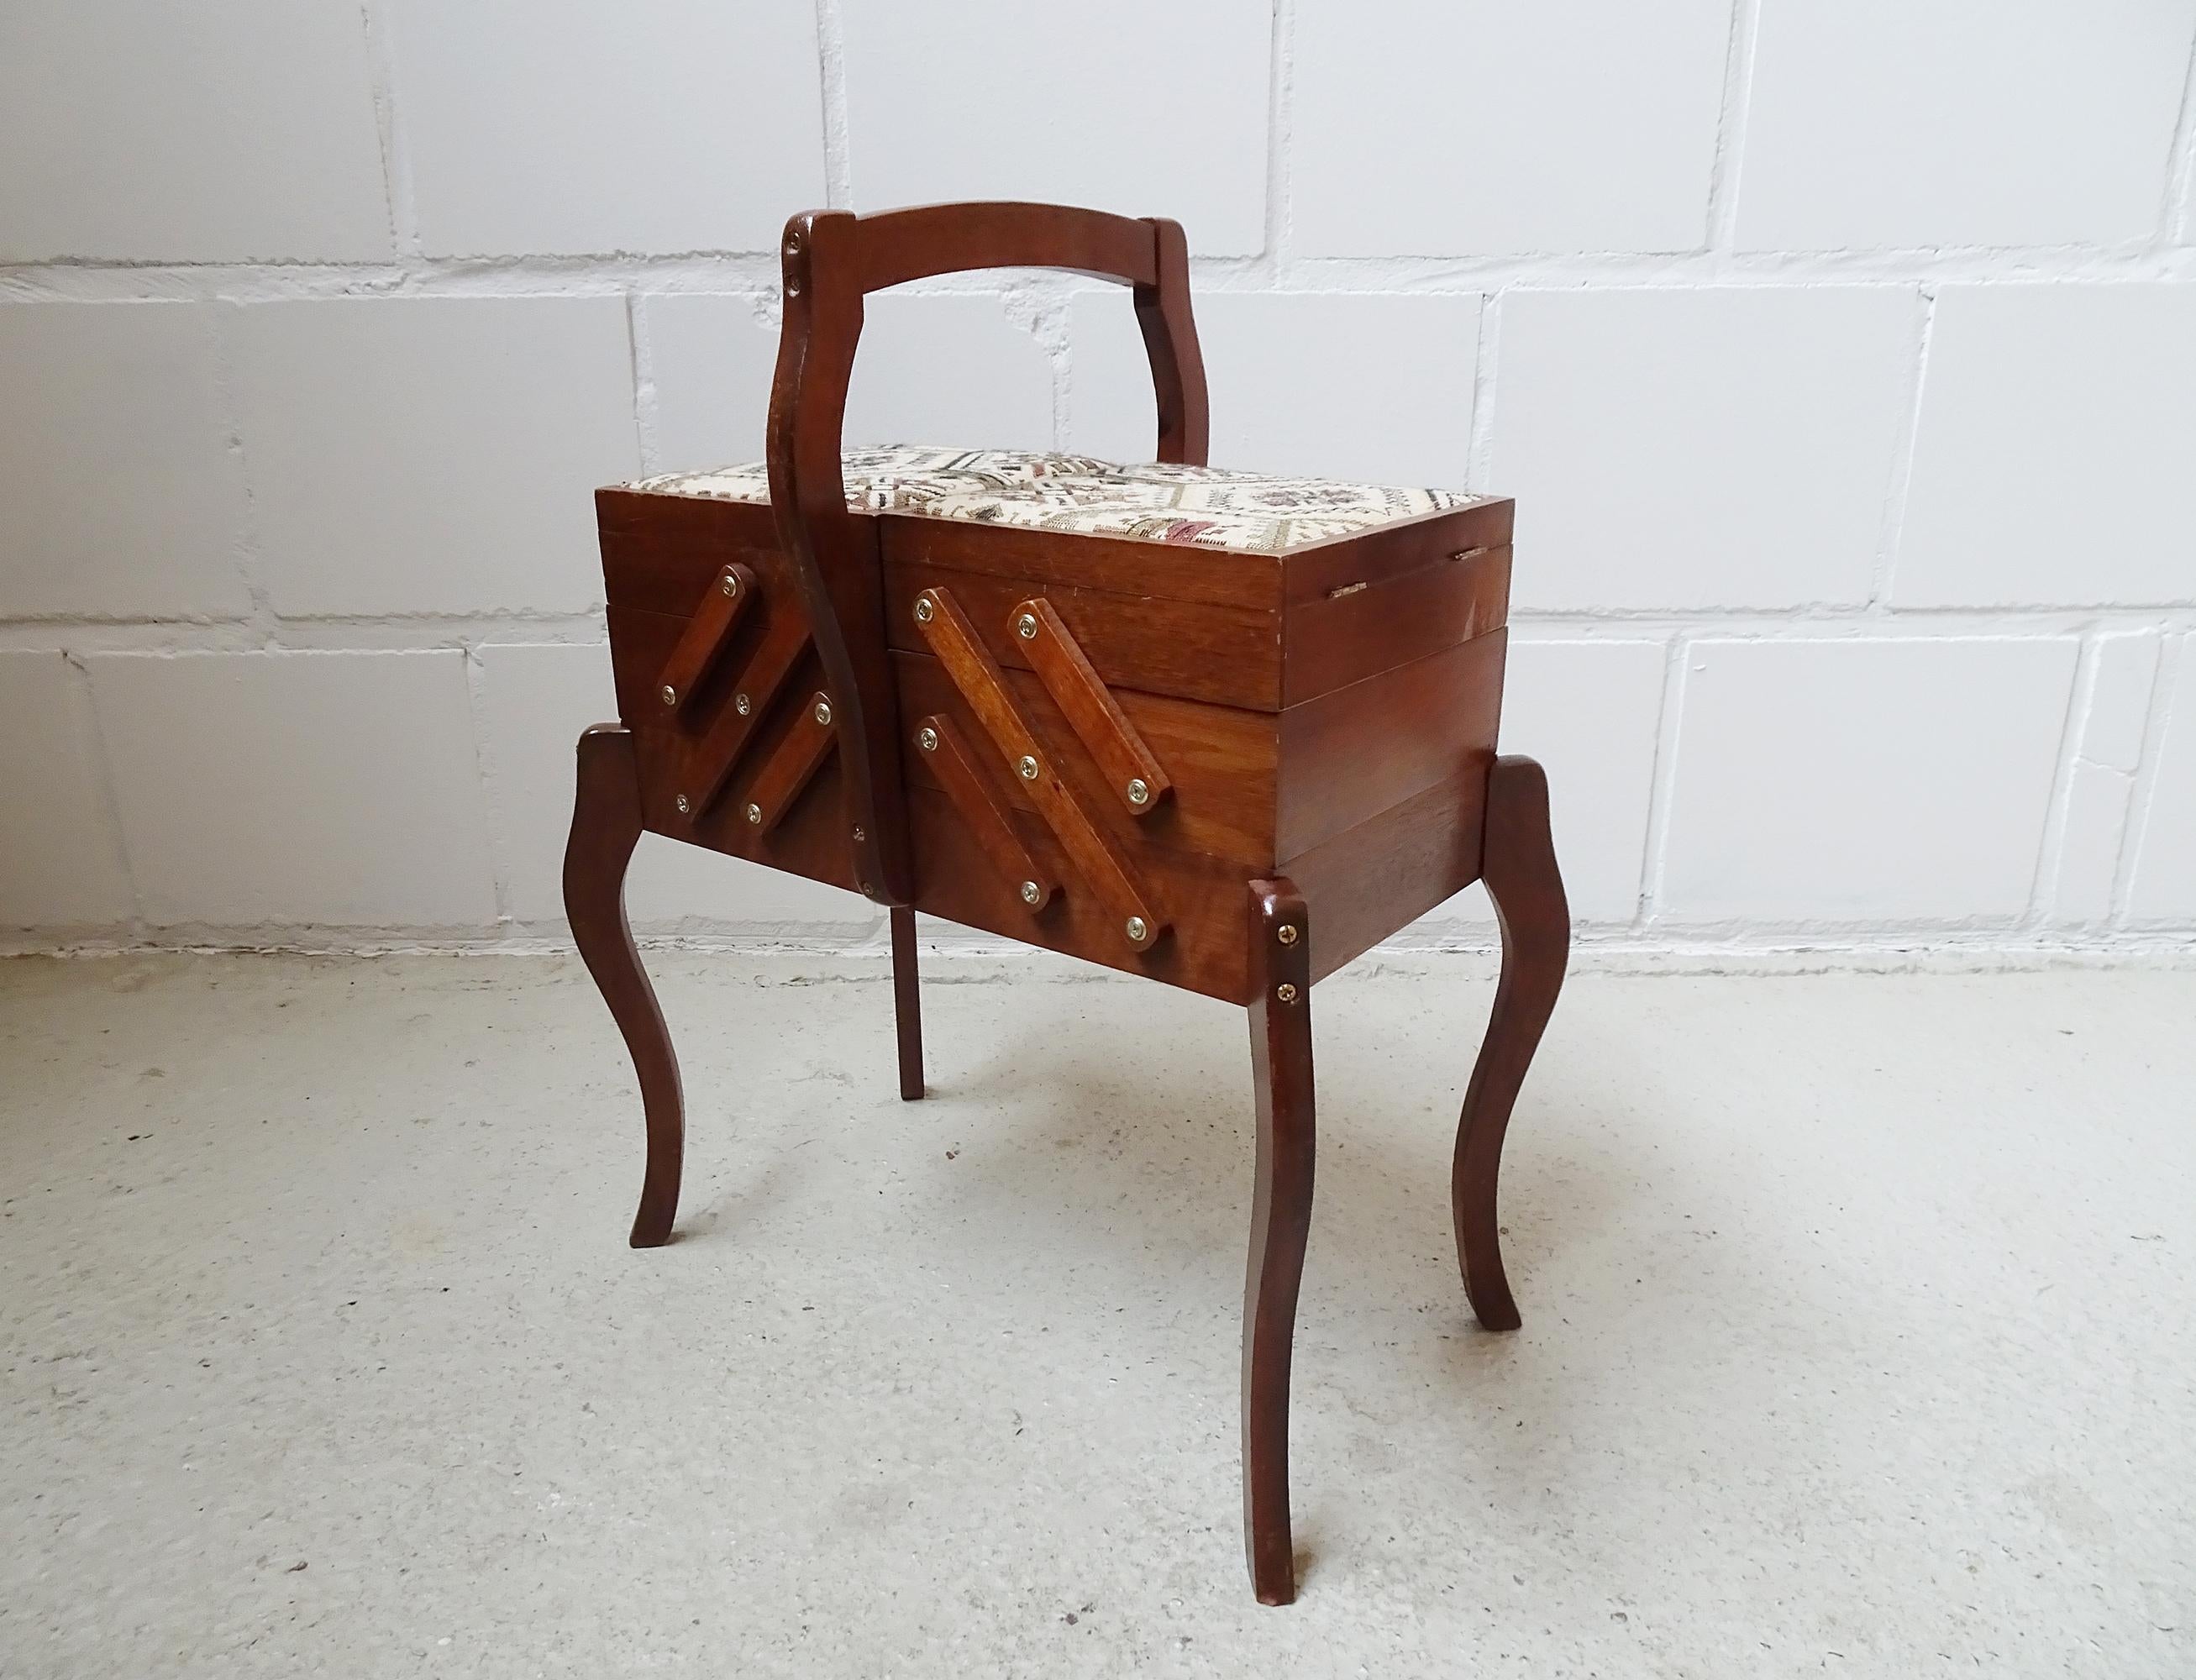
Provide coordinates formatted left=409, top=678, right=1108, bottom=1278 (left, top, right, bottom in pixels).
left=764, top=202, right=1209, bottom=907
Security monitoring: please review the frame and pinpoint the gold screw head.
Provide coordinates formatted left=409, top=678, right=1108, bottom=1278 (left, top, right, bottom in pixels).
left=1126, top=777, right=1150, bottom=806
left=917, top=726, right=938, bottom=753
left=720, top=573, right=738, bottom=596
left=1017, top=754, right=1039, bottom=781
left=1015, top=612, right=1038, bottom=640
left=1276, top=924, right=1298, bottom=945
left=734, top=691, right=752, bottom=717
left=744, top=802, right=762, bottom=825
left=1020, top=880, right=1042, bottom=905
left=674, top=793, right=691, bottom=815
left=1124, top=915, right=1148, bottom=943
left=659, top=683, right=677, bottom=706
left=812, top=697, right=833, bottom=727
left=1276, top=983, right=1299, bottom=1003
left=914, top=596, right=935, bottom=624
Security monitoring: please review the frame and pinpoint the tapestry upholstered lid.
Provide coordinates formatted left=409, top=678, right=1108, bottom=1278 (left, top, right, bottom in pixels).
left=628, top=446, right=1489, bottom=555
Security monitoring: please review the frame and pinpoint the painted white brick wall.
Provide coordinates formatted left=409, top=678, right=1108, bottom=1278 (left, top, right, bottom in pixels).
left=2, top=0, right=2191, bottom=955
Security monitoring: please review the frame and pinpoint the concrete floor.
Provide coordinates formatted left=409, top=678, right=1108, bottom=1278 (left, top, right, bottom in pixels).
left=1, top=950, right=2191, bottom=1678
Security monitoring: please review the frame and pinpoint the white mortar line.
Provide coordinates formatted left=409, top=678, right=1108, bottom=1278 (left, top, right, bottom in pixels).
left=1634, top=632, right=1693, bottom=928
left=2159, top=20, right=2196, bottom=244
left=627, top=292, right=660, bottom=475
left=813, top=0, right=854, bottom=210
left=1261, top=0, right=1298, bottom=270
left=1868, top=283, right=1937, bottom=611
left=2026, top=628, right=2103, bottom=927
left=356, top=1, right=419, bottom=259
left=60, top=648, right=149, bottom=942
left=1702, top=0, right=1765, bottom=253
left=458, top=642, right=515, bottom=927
left=2103, top=632, right=2172, bottom=922
left=2115, top=632, right=2185, bottom=930
left=1464, top=291, right=1502, bottom=492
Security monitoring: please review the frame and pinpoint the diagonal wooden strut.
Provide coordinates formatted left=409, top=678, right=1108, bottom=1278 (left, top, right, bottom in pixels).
left=742, top=692, right=839, bottom=837
left=655, top=564, right=756, bottom=721
left=680, top=606, right=814, bottom=816
left=915, top=713, right=1059, bottom=912
left=912, top=585, right=1164, bottom=951
left=1007, top=596, right=1171, bottom=816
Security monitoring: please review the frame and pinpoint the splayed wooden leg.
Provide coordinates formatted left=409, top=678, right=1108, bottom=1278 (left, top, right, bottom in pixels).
left=890, top=905, right=924, bottom=1100
left=1452, top=755, right=1569, bottom=1331
left=1242, top=877, right=1316, bottom=1605
left=563, top=724, right=684, bottom=1248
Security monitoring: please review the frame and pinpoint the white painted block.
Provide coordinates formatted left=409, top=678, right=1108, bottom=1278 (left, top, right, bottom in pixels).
left=1489, top=287, right=1920, bottom=611
left=1500, top=639, right=1668, bottom=924
left=223, top=298, right=640, bottom=617
left=2083, top=633, right=2165, bottom=774
left=472, top=643, right=875, bottom=930
left=0, top=303, right=252, bottom=620
left=839, top=0, right=1269, bottom=255
left=1069, top=292, right=1479, bottom=486
left=0, top=0, right=390, bottom=261
left=386, top=0, right=824, bottom=256
left=1736, top=0, right=2196, bottom=251
left=1661, top=638, right=2078, bottom=921
left=0, top=652, right=134, bottom=930
left=85, top=650, right=497, bottom=929
left=2127, top=648, right=2196, bottom=922
left=641, top=296, right=782, bottom=474
left=1897, top=285, right=2196, bottom=607
left=1290, top=0, right=1732, bottom=256
left=645, top=292, right=1054, bottom=475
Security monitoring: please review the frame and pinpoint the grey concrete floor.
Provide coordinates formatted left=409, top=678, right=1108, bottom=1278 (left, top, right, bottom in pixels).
left=1, top=950, right=2191, bottom=1677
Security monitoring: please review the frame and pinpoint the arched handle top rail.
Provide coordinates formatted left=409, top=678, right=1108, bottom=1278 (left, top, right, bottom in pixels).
left=764, top=200, right=1209, bottom=909
left=796, top=200, right=1167, bottom=295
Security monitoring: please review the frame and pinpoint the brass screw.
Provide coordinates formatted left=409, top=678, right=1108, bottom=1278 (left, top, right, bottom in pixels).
left=659, top=683, right=677, bottom=706
left=1124, top=915, right=1149, bottom=943
left=744, top=802, right=762, bottom=825
left=1020, top=880, right=1042, bottom=906
left=1015, top=612, right=1038, bottom=640
left=917, top=726, right=938, bottom=752
left=1126, top=777, right=1150, bottom=806
left=914, top=596, right=935, bottom=624
left=674, top=793, right=691, bottom=815
left=1276, top=924, right=1298, bottom=946
left=1275, top=983, right=1299, bottom=1003
left=720, top=573, right=738, bottom=597
left=1017, top=754, right=1039, bottom=780
left=734, top=691, right=752, bottom=717
left=812, top=697, right=833, bottom=727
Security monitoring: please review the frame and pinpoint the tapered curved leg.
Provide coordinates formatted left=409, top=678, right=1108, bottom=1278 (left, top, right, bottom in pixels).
left=1243, top=878, right=1316, bottom=1606
left=564, top=724, right=684, bottom=1248
left=890, top=906, right=925, bottom=1100
left=1453, top=755, right=1569, bottom=1331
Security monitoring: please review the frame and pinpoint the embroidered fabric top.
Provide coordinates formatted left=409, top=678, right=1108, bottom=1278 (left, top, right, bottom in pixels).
left=629, top=446, right=1486, bottom=554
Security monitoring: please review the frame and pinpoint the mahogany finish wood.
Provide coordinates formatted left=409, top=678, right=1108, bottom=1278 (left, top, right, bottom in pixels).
left=917, top=712, right=1059, bottom=911
left=914, top=584, right=1164, bottom=950
left=654, top=562, right=755, bottom=720
left=564, top=725, right=682, bottom=1247
left=1243, top=878, right=1316, bottom=1605
left=572, top=201, right=1572, bottom=1608
left=1011, top=596, right=1173, bottom=815
left=890, top=905, right=924, bottom=1102
left=1452, top=756, right=1569, bottom=1333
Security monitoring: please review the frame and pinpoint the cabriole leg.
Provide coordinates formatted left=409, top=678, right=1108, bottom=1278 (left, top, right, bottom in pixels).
left=563, top=724, right=685, bottom=1248
left=1452, top=755, right=1569, bottom=1331
left=1243, top=877, right=1316, bottom=1605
